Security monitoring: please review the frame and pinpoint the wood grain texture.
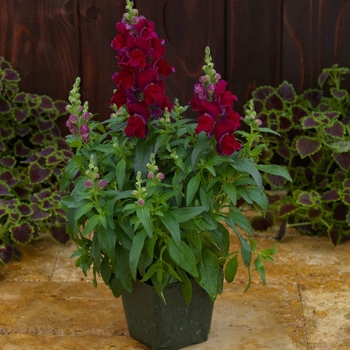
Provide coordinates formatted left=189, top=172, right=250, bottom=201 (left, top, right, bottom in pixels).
left=0, top=0, right=80, bottom=132
left=78, top=0, right=126, bottom=121
left=135, top=0, right=226, bottom=117
left=226, top=0, right=283, bottom=113
left=282, top=0, right=350, bottom=93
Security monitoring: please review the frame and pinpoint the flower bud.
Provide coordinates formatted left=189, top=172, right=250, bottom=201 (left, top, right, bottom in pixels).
left=85, top=180, right=93, bottom=188
left=98, top=179, right=107, bottom=189
left=157, top=173, right=165, bottom=180
left=82, top=112, right=92, bottom=121
left=77, top=106, right=84, bottom=111
left=137, top=199, right=145, bottom=206
left=69, top=114, right=78, bottom=123
left=147, top=172, right=154, bottom=179
left=256, top=119, right=262, bottom=126
left=94, top=173, right=100, bottom=179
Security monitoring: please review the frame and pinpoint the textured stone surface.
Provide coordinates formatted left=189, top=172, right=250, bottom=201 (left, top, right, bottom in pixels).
left=0, top=235, right=59, bottom=282
left=300, top=281, right=350, bottom=350
left=184, top=283, right=307, bottom=350
left=1, top=226, right=350, bottom=349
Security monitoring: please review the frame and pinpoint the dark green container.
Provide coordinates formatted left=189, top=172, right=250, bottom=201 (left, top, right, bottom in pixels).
left=122, top=280, right=214, bottom=350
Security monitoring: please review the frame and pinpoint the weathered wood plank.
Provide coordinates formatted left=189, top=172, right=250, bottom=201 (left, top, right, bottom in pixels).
left=282, top=0, right=350, bottom=93
left=78, top=0, right=126, bottom=121
left=0, top=0, right=80, bottom=132
left=226, top=0, right=283, bottom=113
left=135, top=0, right=226, bottom=117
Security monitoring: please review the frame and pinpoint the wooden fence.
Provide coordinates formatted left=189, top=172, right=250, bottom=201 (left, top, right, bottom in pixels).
left=1, top=0, right=350, bottom=133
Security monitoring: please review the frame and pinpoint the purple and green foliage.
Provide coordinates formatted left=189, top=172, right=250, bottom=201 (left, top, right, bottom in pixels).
left=0, top=56, right=71, bottom=264
left=250, top=64, right=350, bottom=245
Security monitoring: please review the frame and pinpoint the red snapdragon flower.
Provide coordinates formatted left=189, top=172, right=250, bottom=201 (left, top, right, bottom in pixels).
left=110, top=10, right=175, bottom=137
left=191, top=74, right=241, bottom=155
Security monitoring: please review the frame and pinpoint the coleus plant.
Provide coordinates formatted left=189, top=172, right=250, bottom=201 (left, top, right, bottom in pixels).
left=0, top=56, right=71, bottom=264
left=60, top=0, right=291, bottom=304
left=249, top=64, right=350, bottom=245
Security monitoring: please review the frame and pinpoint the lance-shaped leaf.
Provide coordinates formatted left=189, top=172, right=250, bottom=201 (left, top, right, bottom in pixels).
left=296, top=136, right=321, bottom=158
left=136, top=206, right=153, bottom=238
left=167, top=239, right=198, bottom=277
left=159, top=210, right=180, bottom=244
left=129, top=230, right=147, bottom=279
left=194, top=248, right=219, bottom=301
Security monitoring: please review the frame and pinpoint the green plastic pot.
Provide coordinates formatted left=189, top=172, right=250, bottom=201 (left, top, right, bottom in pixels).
left=122, top=279, right=214, bottom=350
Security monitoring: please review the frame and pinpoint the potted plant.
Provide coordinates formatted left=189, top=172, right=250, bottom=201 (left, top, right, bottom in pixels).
left=249, top=65, right=350, bottom=245
left=0, top=56, right=71, bottom=265
left=60, top=1, right=291, bottom=349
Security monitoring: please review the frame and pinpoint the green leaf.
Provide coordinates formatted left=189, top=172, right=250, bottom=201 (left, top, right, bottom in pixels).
left=211, top=222, right=230, bottom=256
left=186, top=173, right=201, bottom=206
left=100, top=256, right=111, bottom=285
left=134, top=138, right=154, bottom=176
left=171, top=206, right=205, bottom=223
left=129, top=230, right=147, bottom=279
left=255, top=164, right=292, bottom=182
left=74, top=202, right=93, bottom=221
left=245, top=186, right=269, bottom=211
left=226, top=208, right=252, bottom=234
left=254, top=256, right=266, bottom=284
left=177, top=267, right=192, bottom=305
left=109, top=274, right=123, bottom=298
left=191, top=134, right=212, bottom=170
left=167, top=239, right=198, bottom=277
left=259, top=127, right=281, bottom=136
left=194, top=248, right=219, bottom=301
left=82, top=215, right=100, bottom=236
left=115, top=245, right=132, bottom=292
left=159, top=210, right=181, bottom=245
left=231, top=158, right=263, bottom=192
left=222, top=183, right=237, bottom=205
left=116, top=158, right=126, bottom=190
left=99, top=213, right=107, bottom=229
left=98, top=226, right=116, bottom=262
left=236, top=231, right=251, bottom=269
left=225, top=254, right=238, bottom=283
left=136, top=206, right=153, bottom=237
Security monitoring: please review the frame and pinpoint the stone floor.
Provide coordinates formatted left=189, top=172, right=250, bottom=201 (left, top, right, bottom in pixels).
left=1, top=224, right=350, bottom=350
